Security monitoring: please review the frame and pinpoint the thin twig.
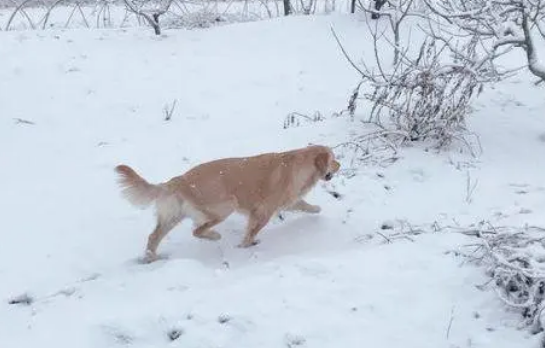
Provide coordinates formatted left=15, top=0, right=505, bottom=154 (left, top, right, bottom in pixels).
left=330, top=26, right=365, bottom=76
left=13, top=118, right=35, bottom=125
left=446, top=306, right=455, bottom=339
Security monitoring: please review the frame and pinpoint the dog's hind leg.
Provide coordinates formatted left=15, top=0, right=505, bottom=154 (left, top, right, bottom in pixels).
left=144, top=195, right=184, bottom=262
left=191, top=200, right=235, bottom=241
left=145, top=217, right=183, bottom=261
left=144, top=215, right=183, bottom=262
left=192, top=217, right=224, bottom=241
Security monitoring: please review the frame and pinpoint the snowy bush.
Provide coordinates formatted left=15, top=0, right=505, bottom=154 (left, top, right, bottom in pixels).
left=331, top=0, right=544, bottom=156
left=327, top=0, right=488, bottom=153
left=334, top=31, right=483, bottom=151
left=382, top=220, right=545, bottom=334
left=387, top=220, right=545, bottom=334
left=451, top=222, right=545, bottom=334
left=363, top=40, right=481, bottom=146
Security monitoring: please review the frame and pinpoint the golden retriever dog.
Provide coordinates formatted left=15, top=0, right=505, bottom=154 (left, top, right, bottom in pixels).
left=115, top=145, right=340, bottom=262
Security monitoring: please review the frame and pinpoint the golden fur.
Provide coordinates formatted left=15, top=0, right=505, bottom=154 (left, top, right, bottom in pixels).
left=115, top=145, right=340, bottom=262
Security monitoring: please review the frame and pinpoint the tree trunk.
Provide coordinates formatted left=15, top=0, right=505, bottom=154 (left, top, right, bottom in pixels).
left=372, top=0, right=386, bottom=19
left=151, top=13, right=161, bottom=35
left=283, top=0, right=292, bottom=15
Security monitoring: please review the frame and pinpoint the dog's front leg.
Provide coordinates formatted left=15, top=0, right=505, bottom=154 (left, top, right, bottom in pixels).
left=286, top=199, right=321, bottom=214
left=239, top=208, right=274, bottom=248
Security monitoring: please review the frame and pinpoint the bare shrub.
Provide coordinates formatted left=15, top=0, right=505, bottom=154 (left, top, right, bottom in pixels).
left=333, top=0, right=543, bottom=157
left=332, top=24, right=484, bottom=152
left=372, top=41, right=480, bottom=146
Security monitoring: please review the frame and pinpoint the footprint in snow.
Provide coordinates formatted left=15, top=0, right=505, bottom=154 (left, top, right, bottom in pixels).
left=100, top=325, right=135, bottom=345
left=409, top=168, right=427, bottom=182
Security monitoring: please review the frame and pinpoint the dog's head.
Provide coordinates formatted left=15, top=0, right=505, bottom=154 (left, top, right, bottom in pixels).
left=313, top=146, right=340, bottom=181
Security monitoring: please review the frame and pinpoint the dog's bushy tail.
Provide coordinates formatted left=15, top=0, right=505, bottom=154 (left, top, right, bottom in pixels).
left=115, top=165, right=162, bottom=208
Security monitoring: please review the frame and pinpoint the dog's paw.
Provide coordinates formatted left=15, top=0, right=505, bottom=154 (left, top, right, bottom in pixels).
left=205, top=230, right=222, bottom=241
left=238, top=239, right=260, bottom=248
left=308, top=205, right=321, bottom=213
left=140, top=250, right=159, bottom=264
left=196, top=230, right=222, bottom=241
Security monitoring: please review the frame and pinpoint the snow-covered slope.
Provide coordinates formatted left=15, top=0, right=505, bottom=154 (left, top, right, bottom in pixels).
left=1, top=14, right=543, bottom=348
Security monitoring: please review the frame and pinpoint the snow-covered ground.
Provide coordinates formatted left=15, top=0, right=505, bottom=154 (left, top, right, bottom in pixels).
left=1, top=13, right=544, bottom=348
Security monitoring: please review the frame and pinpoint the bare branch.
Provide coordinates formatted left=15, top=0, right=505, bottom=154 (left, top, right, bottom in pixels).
left=330, top=26, right=365, bottom=76
left=163, top=99, right=177, bottom=121
left=13, top=118, right=35, bottom=125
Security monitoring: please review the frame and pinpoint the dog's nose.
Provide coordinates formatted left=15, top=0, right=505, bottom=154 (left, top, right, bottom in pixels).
left=325, top=173, right=333, bottom=181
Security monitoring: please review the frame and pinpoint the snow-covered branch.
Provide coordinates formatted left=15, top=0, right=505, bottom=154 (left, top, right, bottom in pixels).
left=425, top=0, right=545, bottom=83
left=450, top=222, right=545, bottom=334
left=383, top=219, right=545, bottom=334
left=521, top=10, right=545, bottom=81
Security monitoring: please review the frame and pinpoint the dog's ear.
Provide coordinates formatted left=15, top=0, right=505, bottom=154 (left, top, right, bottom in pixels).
left=314, top=152, right=329, bottom=174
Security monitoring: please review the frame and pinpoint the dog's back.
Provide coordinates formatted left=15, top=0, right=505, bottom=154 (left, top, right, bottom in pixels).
left=165, top=148, right=320, bottom=214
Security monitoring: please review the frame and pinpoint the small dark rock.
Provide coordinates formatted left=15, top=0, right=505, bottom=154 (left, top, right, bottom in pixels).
left=218, top=314, right=231, bottom=324
left=8, top=293, right=34, bottom=305
left=167, top=328, right=183, bottom=341
left=380, top=222, right=394, bottom=230
left=327, top=190, right=342, bottom=199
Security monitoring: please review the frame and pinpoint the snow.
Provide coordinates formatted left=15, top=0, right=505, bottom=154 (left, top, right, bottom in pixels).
left=1, top=12, right=544, bottom=348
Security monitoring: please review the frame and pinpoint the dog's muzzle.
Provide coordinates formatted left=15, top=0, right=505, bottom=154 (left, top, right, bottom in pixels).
left=324, top=172, right=333, bottom=181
